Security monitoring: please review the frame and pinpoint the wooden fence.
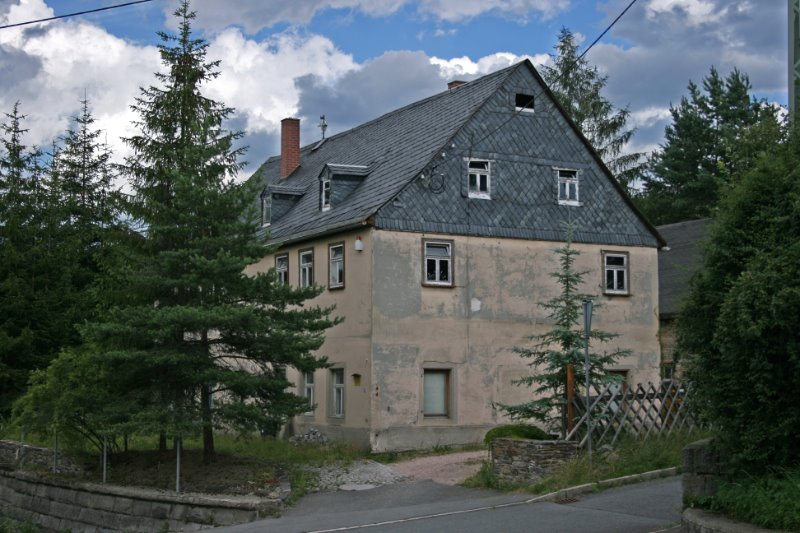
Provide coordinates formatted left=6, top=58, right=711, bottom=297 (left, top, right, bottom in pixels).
left=565, top=379, right=698, bottom=449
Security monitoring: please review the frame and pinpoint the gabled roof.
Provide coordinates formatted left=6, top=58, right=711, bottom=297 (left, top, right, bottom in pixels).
left=657, top=218, right=712, bottom=318
left=250, top=59, right=663, bottom=248
left=249, top=64, right=518, bottom=245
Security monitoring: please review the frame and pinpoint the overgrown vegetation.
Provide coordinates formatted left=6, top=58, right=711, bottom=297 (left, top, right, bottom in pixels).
left=692, top=468, right=800, bottom=532
left=464, top=429, right=708, bottom=492
left=483, top=424, right=550, bottom=445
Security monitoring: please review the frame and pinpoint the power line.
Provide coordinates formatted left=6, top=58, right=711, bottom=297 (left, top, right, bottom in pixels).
left=0, top=0, right=155, bottom=31
left=464, top=0, right=640, bottom=151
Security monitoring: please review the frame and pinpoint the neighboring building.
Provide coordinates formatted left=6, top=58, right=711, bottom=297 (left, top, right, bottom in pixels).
left=656, top=218, right=712, bottom=380
left=246, top=60, right=664, bottom=452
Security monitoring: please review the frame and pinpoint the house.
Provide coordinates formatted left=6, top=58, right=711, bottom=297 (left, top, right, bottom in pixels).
left=656, top=218, right=712, bottom=379
left=245, top=60, right=664, bottom=452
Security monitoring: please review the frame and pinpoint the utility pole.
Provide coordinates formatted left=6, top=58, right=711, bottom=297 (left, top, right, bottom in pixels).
left=791, top=0, right=800, bottom=120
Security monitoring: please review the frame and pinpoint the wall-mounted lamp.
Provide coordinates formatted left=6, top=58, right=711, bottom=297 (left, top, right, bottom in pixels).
left=354, top=235, right=364, bottom=252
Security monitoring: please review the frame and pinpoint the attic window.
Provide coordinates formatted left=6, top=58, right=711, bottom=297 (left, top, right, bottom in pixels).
left=467, top=160, right=491, bottom=199
left=557, top=169, right=581, bottom=206
left=260, top=190, right=272, bottom=227
left=515, top=93, right=535, bottom=113
left=321, top=177, right=331, bottom=211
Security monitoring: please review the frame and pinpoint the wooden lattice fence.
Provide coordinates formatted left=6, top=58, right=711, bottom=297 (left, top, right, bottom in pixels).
left=565, top=380, right=698, bottom=449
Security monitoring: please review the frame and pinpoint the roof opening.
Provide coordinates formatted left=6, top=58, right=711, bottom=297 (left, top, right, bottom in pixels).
left=515, top=93, right=535, bottom=113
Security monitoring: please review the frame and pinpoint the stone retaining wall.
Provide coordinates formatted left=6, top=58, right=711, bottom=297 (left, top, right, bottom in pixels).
left=490, top=439, right=578, bottom=484
left=0, top=439, right=84, bottom=475
left=682, top=438, right=721, bottom=503
left=0, top=468, right=284, bottom=532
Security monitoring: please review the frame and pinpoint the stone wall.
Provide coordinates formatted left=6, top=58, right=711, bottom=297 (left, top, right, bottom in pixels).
left=681, top=438, right=721, bottom=503
left=0, top=439, right=84, bottom=475
left=490, top=439, right=578, bottom=484
left=0, top=469, right=283, bottom=532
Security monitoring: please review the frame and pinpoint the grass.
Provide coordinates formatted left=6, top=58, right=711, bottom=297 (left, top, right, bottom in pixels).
left=692, top=467, right=800, bottom=531
left=464, top=429, right=710, bottom=493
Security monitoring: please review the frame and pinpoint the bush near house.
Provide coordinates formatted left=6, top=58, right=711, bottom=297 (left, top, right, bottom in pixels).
left=483, top=424, right=551, bottom=445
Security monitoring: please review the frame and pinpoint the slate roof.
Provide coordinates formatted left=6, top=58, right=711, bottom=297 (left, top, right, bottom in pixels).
left=249, top=64, right=515, bottom=245
left=249, top=60, right=663, bottom=248
left=657, top=218, right=712, bottom=318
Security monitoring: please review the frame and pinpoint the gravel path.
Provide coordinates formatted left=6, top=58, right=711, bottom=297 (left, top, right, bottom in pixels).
left=311, top=450, right=488, bottom=492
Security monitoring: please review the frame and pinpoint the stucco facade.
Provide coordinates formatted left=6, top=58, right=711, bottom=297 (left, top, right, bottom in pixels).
left=248, top=228, right=660, bottom=451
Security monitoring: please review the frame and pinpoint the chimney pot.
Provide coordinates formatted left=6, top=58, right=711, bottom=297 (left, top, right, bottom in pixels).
left=280, top=117, right=300, bottom=178
left=448, top=80, right=466, bottom=90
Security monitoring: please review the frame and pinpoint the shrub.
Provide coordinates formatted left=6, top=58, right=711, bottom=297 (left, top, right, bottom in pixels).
left=483, top=424, right=550, bottom=445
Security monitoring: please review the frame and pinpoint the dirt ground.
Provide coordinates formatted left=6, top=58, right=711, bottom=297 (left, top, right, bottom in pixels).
left=388, top=450, right=487, bottom=485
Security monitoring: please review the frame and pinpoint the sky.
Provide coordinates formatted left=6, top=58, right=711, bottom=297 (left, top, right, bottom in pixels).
left=0, top=0, right=789, bottom=182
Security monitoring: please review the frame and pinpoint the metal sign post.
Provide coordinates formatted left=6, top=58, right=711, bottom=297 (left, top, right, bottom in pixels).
left=583, top=299, right=594, bottom=469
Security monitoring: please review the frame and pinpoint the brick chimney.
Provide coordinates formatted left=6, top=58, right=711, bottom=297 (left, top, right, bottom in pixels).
left=447, top=80, right=466, bottom=90
left=280, top=117, right=300, bottom=178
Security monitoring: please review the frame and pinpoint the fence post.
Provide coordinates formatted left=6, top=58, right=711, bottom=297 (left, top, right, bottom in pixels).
left=567, top=363, right=575, bottom=434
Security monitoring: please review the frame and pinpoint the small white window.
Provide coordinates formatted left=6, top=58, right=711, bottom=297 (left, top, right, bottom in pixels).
left=603, top=252, right=629, bottom=295
left=467, top=160, right=491, bottom=199
left=321, top=177, right=331, bottom=211
left=423, top=369, right=450, bottom=417
left=329, top=243, right=344, bottom=289
left=515, top=93, right=535, bottom=113
left=261, top=192, right=272, bottom=227
left=557, top=169, right=580, bottom=206
left=299, top=249, right=313, bottom=288
left=331, top=368, right=345, bottom=418
left=303, top=371, right=315, bottom=414
left=424, top=240, right=452, bottom=286
left=275, top=254, right=288, bottom=286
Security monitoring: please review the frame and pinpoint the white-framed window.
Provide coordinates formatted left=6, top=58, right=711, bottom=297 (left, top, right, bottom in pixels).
left=275, top=254, right=288, bottom=286
left=603, top=251, right=629, bottom=295
left=331, top=368, right=345, bottom=418
left=467, top=160, right=491, bottom=199
left=299, top=249, right=314, bottom=288
left=557, top=169, right=580, bottom=206
left=423, top=240, right=453, bottom=286
left=515, top=93, right=535, bottom=113
left=328, top=242, right=344, bottom=289
left=423, top=369, right=450, bottom=417
left=321, top=177, right=331, bottom=211
left=303, top=371, right=315, bottom=415
left=261, top=191, right=272, bottom=227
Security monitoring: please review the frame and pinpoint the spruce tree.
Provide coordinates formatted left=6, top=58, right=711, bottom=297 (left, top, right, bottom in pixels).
left=637, top=67, right=783, bottom=225
left=499, top=229, right=628, bottom=437
left=79, top=1, right=336, bottom=460
left=543, top=28, right=644, bottom=191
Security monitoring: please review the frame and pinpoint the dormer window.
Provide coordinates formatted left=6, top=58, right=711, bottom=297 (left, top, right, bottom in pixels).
left=515, top=93, right=535, bottom=113
left=557, top=169, right=581, bottom=206
left=260, top=189, right=272, bottom=226
left=321, top=177, right=331, bottom=211
left=468, top=160, right=491, bottom=199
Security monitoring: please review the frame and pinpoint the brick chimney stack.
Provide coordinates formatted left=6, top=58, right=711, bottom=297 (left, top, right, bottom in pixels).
left=280, top=117, right=300, bottom=178
left=447, top=80, right=466, bottom=90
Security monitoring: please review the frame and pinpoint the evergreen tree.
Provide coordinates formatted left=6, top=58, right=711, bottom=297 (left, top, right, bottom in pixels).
left=637, top=67, right=783, bottom=225
left=71, top=1, right=337, bottom=460
left=543, top=28, right=644, bottom=191
left=680, top=128, right=800, bottom=472
left=499, top=228, right=628, bottom=437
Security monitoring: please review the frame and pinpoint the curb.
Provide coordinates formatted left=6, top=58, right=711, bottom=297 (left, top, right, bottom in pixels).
left=682, top=507, right=791, bottom=533
left=522, top=466, right=680, bottom=504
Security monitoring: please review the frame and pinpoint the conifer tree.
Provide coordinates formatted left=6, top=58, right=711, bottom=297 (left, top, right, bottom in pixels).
left=77, top=1, right=337, bottom=460
left=500, top=228, right=628, bottom=437
left=543, top=28, right=644, bottom=191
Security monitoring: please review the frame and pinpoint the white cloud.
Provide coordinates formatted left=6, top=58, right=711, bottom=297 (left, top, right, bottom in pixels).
left=646, top=0, right=724, bottom=27
left=430, top=52, right=547, bottom=79
left=630, top=107, right=671, bottom=129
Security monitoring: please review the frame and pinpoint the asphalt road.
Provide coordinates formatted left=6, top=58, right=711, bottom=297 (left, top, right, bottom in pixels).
left=212, top=476, right=682, bottom=533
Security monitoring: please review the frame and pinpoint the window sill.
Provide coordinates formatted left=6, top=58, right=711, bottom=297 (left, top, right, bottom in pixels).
left=558, top=200, right=582, bottom=207
left=328, top=285, right=344, bottom=291
left=422, top=282, right=454, bottom=288
left=467, top=192, right=491, bottom=200
left=515, top=107, right=535, bottom=114
left=603, top=290, right=630, bottom=297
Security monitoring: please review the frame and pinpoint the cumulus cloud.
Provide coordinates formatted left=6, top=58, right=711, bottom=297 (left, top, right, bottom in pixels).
left=169, top=0, right=569, bottom=33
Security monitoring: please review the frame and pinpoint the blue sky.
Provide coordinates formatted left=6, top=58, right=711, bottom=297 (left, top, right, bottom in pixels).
left=0, top=0, right=789, bottom=180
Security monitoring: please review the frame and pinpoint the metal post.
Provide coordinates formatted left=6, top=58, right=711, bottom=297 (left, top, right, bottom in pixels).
left=53, top=430, right=58, bottom=473
left=102, top=436, right=108, bottom=483
left=567, top=363, right=575, bottom=434
left=583, top=299, right=594, bottom=469
left=175, top=436, right=181, bottom=493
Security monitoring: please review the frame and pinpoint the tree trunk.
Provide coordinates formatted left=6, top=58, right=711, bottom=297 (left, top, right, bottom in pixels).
left=201, top=383, right=214, bottom=463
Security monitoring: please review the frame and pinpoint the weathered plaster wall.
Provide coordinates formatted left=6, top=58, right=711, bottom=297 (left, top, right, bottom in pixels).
left=247, top=229, right=374, bottom=448
left=369, top=230, right=660, bottom=452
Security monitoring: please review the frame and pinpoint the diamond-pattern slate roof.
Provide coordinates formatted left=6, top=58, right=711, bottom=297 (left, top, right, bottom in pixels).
left=249, top=60, right=662, bottom=249
left=657, top=218, right=712, bottom=317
